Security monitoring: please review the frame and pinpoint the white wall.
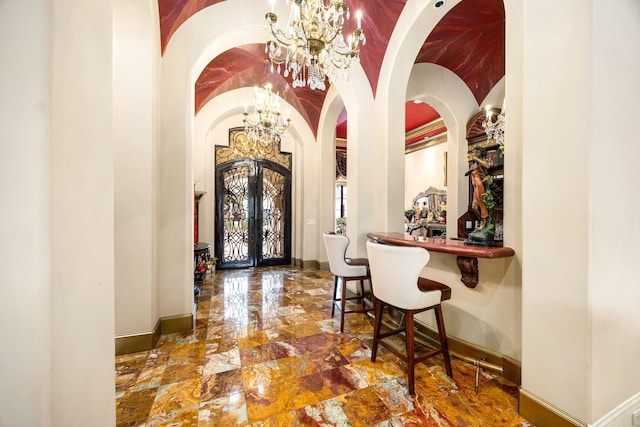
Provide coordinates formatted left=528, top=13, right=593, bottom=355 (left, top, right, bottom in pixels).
left=0, top=1, right=53, bottom=424
left=502, top=0, right=524, bottom=377
left=318, top=87, right=346, bottom=250
left=114, top=0, right=159, bottom=337
left=419, top=255, right=522, bottom=359
left=50, top=0, right=116, bottom=424
left=404, top=141, right=448, bottom=209
left=590, top=0, right=640, bottom=421
left=0, top=0, right=116, bottom=425
left=333, top=69, right=376, bottom=258
left=521, top=0, right=640, bottom=424
left=521, top=0, right=591, bottom=420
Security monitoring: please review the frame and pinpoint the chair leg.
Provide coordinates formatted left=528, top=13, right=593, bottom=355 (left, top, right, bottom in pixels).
left=405, top=311, right=416, bottom=395
left=331, top=275, right=338, bottom=318
left=340, top=277, right=347, bottom=332
left=359, top=280, right=366, bottom=309
left=435, top=305, right=453, bottom=378
left=371, top=300, right=384, bottom=362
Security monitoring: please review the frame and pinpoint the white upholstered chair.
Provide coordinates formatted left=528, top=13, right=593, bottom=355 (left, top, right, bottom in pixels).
left=323, top=232, right=373, bottom=332
left=366, top=240, right=453, bottom=395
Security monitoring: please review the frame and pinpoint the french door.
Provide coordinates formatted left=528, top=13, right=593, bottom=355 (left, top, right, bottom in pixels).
left=215, top=158, right=291, bottom=269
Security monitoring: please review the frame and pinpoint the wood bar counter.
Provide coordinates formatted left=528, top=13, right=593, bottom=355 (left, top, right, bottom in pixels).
left=367, top=232, right=515, bottom=288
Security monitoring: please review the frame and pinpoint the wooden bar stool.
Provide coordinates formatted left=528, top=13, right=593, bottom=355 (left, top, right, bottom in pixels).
left=323, top=232, right=374, bottom=332
left=366, top=240, right=453, bottom=395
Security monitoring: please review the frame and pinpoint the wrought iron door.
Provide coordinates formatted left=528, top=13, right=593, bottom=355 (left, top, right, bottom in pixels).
left=215, top=159, right=291, bottom=269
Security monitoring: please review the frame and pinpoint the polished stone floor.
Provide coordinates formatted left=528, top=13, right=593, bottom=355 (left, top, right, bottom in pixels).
left=115, top=266, right=534, bottom=426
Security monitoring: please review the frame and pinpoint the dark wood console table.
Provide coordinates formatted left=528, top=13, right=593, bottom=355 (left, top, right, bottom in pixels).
left=367, top=232, right=515, bottom=288
left=194, top=242, right=211, bottom=296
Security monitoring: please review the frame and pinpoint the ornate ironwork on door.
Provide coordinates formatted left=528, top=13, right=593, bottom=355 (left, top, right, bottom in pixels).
left=221, top=166, right=250, bottom=263
left=261, top=167, right=287, bottom=260
left=215, top=128, right=291, bottom=269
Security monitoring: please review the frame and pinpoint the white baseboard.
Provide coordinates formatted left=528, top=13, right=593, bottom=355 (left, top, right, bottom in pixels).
left=590, top=392, right=640, bottom=427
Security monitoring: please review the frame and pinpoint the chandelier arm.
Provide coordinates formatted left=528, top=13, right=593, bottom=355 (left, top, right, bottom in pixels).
left=269, top=25, right=298, bottom=48
left=332, top=36, right=362, bottom=54
left=266, top=27, right=299, bottom=67
left=328, top=57, right=351, bottom=70
left=320, top=29, right=340, bottom=46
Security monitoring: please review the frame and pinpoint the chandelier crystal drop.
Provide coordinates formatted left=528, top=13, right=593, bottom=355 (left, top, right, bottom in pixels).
left=243, top=83, right=291, bottom=145
left=265, top=0, right=365, bottom=91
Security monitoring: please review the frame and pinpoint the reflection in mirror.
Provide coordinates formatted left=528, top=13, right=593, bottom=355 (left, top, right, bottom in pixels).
left=413, top=186, right=447, bottom=220
left=408, top=187, right=447, bottom=237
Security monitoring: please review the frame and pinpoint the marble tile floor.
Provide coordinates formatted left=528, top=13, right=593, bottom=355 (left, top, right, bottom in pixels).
left=116, top=266, right=535, bottom=426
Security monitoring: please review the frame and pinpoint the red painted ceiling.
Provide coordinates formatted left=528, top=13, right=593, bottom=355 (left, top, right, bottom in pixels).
left=158, top=0, right=225, bottom=54
left=335, top=101, right=442, bottom=140
left=162, top=0, right=505, bottom=140
left=415, top=0, right=505, bottom=105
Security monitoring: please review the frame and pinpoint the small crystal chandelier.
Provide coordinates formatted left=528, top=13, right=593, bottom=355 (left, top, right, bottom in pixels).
left=264, top=0, right=366, bottom=91
left=482, top=104, right=505, bottom=151
left=243, top=83, right=290, bottom=144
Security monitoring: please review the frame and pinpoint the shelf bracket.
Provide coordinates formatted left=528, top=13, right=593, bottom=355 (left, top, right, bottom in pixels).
left=456, top=256, right=479, bottom=288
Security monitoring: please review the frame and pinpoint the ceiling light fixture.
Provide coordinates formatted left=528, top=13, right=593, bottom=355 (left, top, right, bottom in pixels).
left=243, top=83, right=291, bottom=145
left=265, top=0, right=366, bottom=91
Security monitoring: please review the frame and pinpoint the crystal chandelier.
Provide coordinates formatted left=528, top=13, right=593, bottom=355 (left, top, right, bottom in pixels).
left=243, top=83, right=290, bottom=144
left=482, top=104, right=505, bottom=151
left=264, top=0, right=366, bottom=91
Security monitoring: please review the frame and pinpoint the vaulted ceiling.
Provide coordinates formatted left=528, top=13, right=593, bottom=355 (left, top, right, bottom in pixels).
left=159, top=0, right=505, bottom=142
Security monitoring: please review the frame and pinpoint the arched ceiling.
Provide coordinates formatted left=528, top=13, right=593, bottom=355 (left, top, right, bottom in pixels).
left=415, top=0, right=505, bottom=105
left=162, top=0, right=505, bottom=140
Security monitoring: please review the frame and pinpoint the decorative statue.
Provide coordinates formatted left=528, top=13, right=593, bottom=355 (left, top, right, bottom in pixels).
left=465, top=146, right=496, bottom=243
left=412, top=201, right=432, bottom=237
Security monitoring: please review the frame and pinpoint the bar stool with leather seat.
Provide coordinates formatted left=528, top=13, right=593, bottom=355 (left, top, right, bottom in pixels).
left=323, top=232, right=374, bottom=333
left=366, top=240, right=453, bottom=395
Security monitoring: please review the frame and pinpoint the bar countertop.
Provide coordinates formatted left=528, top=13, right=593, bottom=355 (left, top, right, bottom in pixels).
left=366, top=232, right=515, bottom=259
